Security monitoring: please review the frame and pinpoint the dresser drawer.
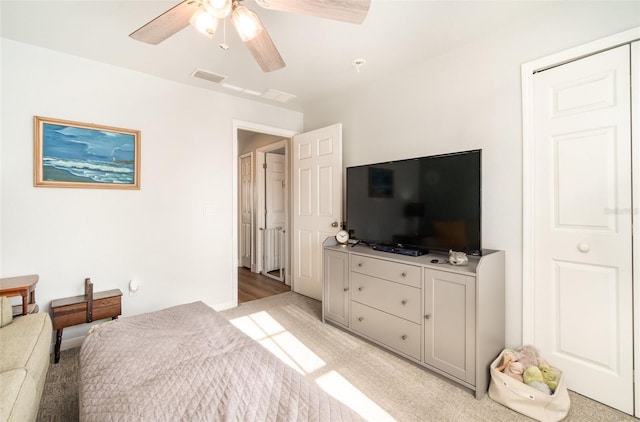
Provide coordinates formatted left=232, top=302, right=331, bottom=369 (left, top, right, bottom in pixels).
left=351, top=255, right=421, bottom=288
left=351, top=301, right=421, bottom=360
left=52, top=303, right=87, bottom=329
left=93, top=296, right=121, bottom=321
left=351, top=272, right=421, bottom=323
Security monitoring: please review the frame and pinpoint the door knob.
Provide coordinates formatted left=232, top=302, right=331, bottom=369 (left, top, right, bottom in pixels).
left=331, top=221, right=339, bottom=227
left=425, top=314, right=431, bottom=320
left=578, top=243, right=590, bottom=253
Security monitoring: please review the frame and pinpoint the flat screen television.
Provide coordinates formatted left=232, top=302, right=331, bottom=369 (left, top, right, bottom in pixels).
left=346, top=150, right=481, bottom=255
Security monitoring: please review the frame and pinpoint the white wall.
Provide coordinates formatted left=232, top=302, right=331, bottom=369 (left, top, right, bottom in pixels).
left=0, top=39, right=302, bottom=344
left=303, top=1, right=640, bottom=347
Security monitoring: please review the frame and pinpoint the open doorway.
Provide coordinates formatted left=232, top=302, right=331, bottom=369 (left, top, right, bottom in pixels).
left=256, top=142, right=287, bottom=282
left=236, top=124, right=294, bottom=303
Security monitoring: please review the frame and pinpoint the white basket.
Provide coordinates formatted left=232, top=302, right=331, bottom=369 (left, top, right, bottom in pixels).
left=488, top=349, right=570, bottom=422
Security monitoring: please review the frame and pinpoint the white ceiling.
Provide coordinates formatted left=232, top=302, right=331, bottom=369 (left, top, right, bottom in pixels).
left=1, top=0, right=560, bottom=112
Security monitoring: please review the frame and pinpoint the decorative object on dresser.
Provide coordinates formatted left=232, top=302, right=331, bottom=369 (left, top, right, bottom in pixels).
left=322, top=237, right=505, bottom=399
left=0, top=274, right=39, bottom=316
left=448, top=250, right=469, bottom=266
left=50, top=278, right=122, bottom=363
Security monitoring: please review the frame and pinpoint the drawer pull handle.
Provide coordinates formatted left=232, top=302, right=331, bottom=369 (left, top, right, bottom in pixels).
left=358, top=262, right=363, bottom=267
left=401, top=300, right=407, bottom=305
left=401, top=272, right=406, bottom=277
left=358, top=287, right=363, bottom=291
left=425, top=314, right=431, bottom=320
left=401, top=335, right=407, bottom=340
left=343, top=287, right=349, bottom=292
left=358, top=317, right=364, bottom=322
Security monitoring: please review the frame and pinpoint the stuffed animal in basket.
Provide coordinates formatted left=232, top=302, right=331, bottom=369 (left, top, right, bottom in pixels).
left=518, top=344, right=544, bottom=368
left=495, top=345, right=544, bottom=383
left=495, top=350, right=525, bottom=382
left=539, top=362, right=558, bottom=392
left=523, top=366, right=552, bottom=395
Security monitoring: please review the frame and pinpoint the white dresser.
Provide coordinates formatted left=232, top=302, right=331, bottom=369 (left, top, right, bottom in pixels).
left=322, top=240, right=505, bottom=399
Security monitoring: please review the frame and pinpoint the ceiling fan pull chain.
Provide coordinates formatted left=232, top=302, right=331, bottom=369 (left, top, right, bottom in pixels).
left=220, top=18, right=229, bottom=50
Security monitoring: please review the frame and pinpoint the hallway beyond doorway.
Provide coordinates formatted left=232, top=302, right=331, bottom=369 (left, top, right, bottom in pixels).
left=238, top=267, right=290, bottom=303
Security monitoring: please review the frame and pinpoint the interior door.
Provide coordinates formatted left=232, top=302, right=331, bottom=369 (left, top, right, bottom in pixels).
left=292, top=124, right=342, bottom=300
left=632, top=40, right=640, bottom=416
left=239, top=153, right=253, bottom=269
left=264, top=152, right=286, bottom=279
left=533, top=45, right=633, bottom=413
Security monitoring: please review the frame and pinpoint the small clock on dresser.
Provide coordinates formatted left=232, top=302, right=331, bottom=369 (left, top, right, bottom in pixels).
left=335, top=229, right=349, bottom=245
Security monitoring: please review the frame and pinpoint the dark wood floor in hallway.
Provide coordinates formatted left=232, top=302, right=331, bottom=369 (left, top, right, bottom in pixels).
left=238, top=267, right=290, bottom=303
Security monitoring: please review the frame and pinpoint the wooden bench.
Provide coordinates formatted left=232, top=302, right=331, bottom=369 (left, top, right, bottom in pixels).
left=50, top=278, right=122, bottom=363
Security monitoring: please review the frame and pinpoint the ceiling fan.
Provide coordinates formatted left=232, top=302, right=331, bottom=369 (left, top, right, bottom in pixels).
left=129, top=0, right=371, bottom=73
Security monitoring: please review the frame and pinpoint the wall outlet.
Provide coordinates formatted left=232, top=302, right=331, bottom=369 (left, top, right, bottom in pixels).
left=128, top=279, right=140, bottom=296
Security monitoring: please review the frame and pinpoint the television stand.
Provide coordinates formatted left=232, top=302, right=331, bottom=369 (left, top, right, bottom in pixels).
left=322, top=239, right=505, bottom=400
left=372, top=244, right=427, bottom=257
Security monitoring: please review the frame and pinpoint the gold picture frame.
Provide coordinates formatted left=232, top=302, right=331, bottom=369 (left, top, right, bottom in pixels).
left=34, top=116, right=140, bottom=189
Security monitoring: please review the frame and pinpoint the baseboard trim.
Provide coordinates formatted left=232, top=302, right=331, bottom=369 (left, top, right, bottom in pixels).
left=213, top=300, right=237, bottom=311
left=49, top=336, right=85, bottom=354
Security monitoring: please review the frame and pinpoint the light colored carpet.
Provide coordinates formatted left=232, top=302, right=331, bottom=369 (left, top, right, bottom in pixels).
left=37, top=291, right=635, bottom=421
left=220, top=292, right=635, bottom=422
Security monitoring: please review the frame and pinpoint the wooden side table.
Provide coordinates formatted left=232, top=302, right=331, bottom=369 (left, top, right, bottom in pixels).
left=0, top=274, right=39, bottom=316
left=50, top=278, right=122, bottom=363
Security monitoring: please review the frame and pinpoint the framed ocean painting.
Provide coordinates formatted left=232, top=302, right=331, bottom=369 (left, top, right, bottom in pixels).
left=34, top=116, right=140, bottom=189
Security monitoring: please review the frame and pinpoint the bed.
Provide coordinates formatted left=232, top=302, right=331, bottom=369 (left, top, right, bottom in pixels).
left=79, top=301, right=362, bottom=421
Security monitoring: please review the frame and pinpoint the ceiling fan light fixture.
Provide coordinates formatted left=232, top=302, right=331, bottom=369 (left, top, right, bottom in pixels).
left=231, top=5, right=263, bottom=42
left=189, top=10, right=218, bottom=38
left=203, top=0, right=232, bottom=19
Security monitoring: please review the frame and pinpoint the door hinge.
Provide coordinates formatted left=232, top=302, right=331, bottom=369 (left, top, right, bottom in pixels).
left=263, top=163, right=267, bottom=169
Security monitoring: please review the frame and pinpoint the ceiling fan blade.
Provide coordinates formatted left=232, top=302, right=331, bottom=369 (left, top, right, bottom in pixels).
left=129, top=0, right=200, bottom=45
left=244, top=28, right=286, bottom=72
left=231, top=7, right=285, bottom=72
left=255, top=0, right=370, bottom=24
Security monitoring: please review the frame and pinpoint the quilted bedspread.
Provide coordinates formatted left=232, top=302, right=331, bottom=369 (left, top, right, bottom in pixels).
left=79, top=301, right=363, bottom=422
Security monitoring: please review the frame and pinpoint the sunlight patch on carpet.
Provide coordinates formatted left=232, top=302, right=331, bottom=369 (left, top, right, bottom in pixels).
left=230, top=311, right=326, bottom=374
left=316, top=370, right=394, bottom=421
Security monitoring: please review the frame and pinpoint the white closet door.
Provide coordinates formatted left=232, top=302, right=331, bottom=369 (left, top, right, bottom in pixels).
left=631, top=40, right=640, bottom=415
left=533, top=45, right=632, bottom=413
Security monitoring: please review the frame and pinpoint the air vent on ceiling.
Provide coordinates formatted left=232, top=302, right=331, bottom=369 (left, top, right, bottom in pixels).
left=191, top=68, right=226, bottom=84
left=261, top=89, right=297, bottom=104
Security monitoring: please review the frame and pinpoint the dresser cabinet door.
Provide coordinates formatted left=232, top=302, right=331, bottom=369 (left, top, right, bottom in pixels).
left=323, top=249, right=350, bottom=326
left=424, top=268, right=476, bottom=385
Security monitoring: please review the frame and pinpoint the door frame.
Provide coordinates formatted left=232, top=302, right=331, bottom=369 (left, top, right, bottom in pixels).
left=255, top=140, right=289, bottom=281
left=232, top=120, right=297, bottom=305
left=521, top=27, right=640, bottom=412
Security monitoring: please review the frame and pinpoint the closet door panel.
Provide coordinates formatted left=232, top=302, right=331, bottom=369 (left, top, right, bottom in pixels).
left=533, top=45, right=633, bottom=414
left=631, top=40, right=640, bottom=416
